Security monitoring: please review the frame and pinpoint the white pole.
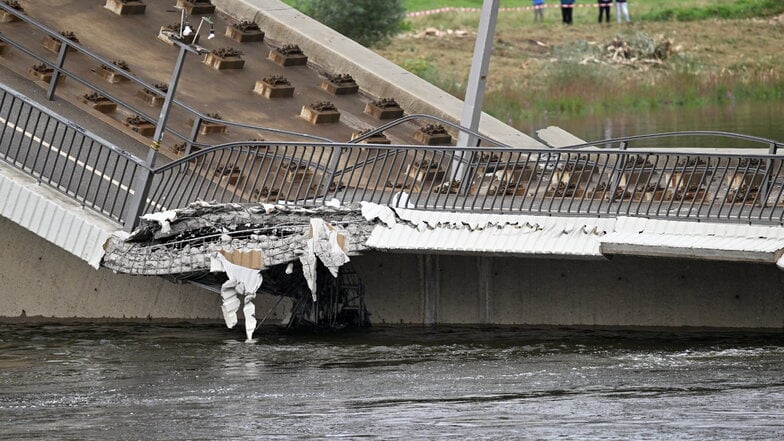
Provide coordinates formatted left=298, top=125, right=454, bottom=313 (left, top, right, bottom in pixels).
left=452, top=0, right=500, bottom=184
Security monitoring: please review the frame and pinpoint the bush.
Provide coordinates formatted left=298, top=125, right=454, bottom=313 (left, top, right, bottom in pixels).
left=294, top=0, right=405, bottom=47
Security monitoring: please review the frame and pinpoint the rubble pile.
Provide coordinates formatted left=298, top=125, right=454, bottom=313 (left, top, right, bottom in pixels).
left=603, top=32, right=675, bottom=68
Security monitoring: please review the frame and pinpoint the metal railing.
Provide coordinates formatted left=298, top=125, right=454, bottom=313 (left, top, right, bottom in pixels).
left=0, top=84, right=145, bottom=223
left=147, top=133, right=784, bottom=224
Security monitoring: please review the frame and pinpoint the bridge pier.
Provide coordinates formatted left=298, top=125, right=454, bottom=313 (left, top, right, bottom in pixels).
left=478, top=256, right=493, bottom=324
left=419, top=254, right=440, bottom=325
left=353, top=251, right=784, bottom=329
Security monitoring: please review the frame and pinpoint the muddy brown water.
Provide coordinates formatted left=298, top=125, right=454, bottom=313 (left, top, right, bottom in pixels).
left=1, top=323, right=782, bottom=440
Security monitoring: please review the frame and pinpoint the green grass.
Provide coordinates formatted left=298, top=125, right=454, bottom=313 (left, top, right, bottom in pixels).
left=641, top=0, right=784, bottom=21
left=398, top=0, right=782, bottom=35
left=405, top=28, right=784, bottom=124
left=404, top=0, right=529, bottom=10
left=404, top=0, right=784, bottom=18
left=279, top=0, right=784, bottom=122
left=284, top=1, right=784, bottom=22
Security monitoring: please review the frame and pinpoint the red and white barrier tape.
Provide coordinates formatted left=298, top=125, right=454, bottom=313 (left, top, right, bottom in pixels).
left=407, top=4, right=604, bottom=17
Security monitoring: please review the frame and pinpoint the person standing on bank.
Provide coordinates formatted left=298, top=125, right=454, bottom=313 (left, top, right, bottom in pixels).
left=598, top=0, right=612, bottom=23
left=533, top=0, right=545, bottom=22
left=616, top=0, right=630, bottom=22
left=560, top=0, right=575, bottom=24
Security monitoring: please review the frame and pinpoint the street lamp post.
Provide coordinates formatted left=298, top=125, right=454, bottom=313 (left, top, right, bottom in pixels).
left=452, top=0, right=500, bottom=191
left=124, top=38, right=203, bottom=232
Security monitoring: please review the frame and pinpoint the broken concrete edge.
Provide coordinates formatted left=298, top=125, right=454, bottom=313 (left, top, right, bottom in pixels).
left=104, top=200, right=784, bottom=281
left=102, top=201, right=373, bottom=277
left=211, top=252, right=263, bottom=340
left=212, top=0, right=546, bottom=148
left=100, top=196, right=784, bottom=334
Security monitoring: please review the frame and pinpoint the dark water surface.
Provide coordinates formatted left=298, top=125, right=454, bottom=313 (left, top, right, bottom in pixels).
left=1, top=324, right=783, bottom=440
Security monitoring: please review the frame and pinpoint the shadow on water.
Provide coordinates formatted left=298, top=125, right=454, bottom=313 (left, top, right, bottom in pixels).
left=2, top=321, right=782, bottom=349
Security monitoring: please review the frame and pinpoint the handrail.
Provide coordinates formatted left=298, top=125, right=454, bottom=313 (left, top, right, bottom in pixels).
left=0, top=83, right=147, bottom=223
left=0, top=83, right=147, bottom=167
left=153, top=141, right=334, bottom=174
left=348, top=114, right=511, bottom=147
left=157, top=138, right=784, bottom=207
left=141, top=137, right=784, bottom=225
left=556, top=131, right=783, bottom=151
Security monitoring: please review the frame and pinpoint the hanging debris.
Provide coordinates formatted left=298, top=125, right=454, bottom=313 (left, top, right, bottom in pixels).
left=104, top=202, right=375, bottom=332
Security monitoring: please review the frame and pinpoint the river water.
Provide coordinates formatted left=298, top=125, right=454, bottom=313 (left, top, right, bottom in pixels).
left=527, top=101, right=784, bottom=148
left=1, top=323, right=782, bottom=440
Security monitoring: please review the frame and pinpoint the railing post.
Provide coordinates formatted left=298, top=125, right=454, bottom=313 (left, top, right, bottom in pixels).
left=184, top=115, right=201, bottom=157
left=46, top=41, right=68, bottom=101
left=123, top=166, right=154, bottom=232
left=322, top=145, right=342, bottom=203
left=607, top=152, right=626, bottom=212
left=458, top=148, right=478, bottom=196
left=124, top=41, right=195, bottom=231
left=754, top=143, right=779, bottom=210
left=759, top=158, right=775, bottom=211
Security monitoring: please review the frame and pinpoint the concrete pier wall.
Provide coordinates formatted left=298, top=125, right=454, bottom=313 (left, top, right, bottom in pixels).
left=353, top=252, right=784, bottom=329
left=0, top=215, right=217, bottom=321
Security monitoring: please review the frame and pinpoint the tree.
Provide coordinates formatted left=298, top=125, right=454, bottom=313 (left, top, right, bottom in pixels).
left=294, top=0, right=405, bottom=47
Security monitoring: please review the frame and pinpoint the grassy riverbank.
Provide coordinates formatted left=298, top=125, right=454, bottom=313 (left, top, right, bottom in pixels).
left=283, top=1, right=784, bottom=127
left=375, top=1, right=784, bottom=127
left=404, top=0, right=784, bottom=20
